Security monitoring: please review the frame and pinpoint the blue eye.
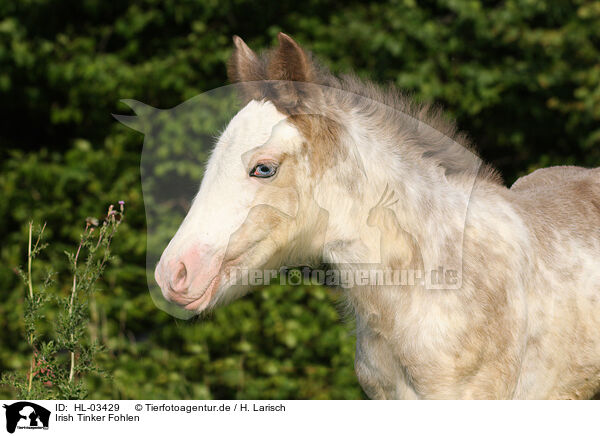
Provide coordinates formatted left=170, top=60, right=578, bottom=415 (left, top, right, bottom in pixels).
left=250, top=163, right=277, bottom=178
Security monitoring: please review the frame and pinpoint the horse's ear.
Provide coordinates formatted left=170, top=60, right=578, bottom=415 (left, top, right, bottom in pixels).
left=227, top=35, right=264, bottom=83
left=267, top=33, right=313, bottom=82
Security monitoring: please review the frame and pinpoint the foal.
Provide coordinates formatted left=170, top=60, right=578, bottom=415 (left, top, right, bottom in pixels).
left=154, top=33, right=600, bottom=399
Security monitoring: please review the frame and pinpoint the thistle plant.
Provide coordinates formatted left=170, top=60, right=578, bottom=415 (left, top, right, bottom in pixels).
left=1, top=202, right=125, bottom=399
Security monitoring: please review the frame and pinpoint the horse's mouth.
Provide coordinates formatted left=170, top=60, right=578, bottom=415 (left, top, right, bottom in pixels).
left=176, top=242, right=264, bottom=312
left=182, top=274, right=222, bottom=312
left=180, top=253, right=244, bottom=312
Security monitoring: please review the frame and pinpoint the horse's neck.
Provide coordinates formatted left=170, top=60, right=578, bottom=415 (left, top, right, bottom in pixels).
left=315, top=116, right=512, bottom=322
left=323, top=167, right=473, bottom=274
left=324, top=159, right=498, bottom=328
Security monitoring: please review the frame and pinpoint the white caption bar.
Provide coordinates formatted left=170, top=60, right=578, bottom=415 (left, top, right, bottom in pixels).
left=1, top=400, right=596, bottom=436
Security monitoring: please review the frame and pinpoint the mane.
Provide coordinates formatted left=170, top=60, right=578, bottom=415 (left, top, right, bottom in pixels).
left=231, top=43, right=502, bottom=185
left=326, top=72, right=502, bottom=185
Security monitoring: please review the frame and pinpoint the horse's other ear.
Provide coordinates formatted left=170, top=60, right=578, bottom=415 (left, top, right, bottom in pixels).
left=112, top=114, right=143, bottom=132
left=112, top=99, right=157, bottom=133
left=227, top=35, right=264, bottom=83
left=268, top=33, right=313, bottom=82
left=119, top=99, right=156, bottom=117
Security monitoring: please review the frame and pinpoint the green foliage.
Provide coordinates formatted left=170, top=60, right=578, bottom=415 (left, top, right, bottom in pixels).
left=1, top=0, right=599, bottom=399
left=2, top=207, right=124, bottom=400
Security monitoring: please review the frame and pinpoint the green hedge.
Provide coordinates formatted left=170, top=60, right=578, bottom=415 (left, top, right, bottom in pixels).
left=1, top=0, right=599, bottom=399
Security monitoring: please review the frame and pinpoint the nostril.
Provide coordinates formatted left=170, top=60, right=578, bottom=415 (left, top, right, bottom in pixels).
left=170, top=262, right=188, bottom=292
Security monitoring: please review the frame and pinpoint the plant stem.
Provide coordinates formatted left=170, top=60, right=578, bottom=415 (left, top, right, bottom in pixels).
left=27, top=222, right=33, bottom=300
left=68, top=224, right=89, bottom=384
left=27, top=222, right=34, bottom=394
left=26, top=221, right=46, bottom=395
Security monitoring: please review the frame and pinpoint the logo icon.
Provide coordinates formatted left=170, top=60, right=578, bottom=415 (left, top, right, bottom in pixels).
left=3, top=402, right=50, bottom=433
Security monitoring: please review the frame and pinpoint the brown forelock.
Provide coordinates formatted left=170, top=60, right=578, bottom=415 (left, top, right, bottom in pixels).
left=288, top=114, right=347, bottom=178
